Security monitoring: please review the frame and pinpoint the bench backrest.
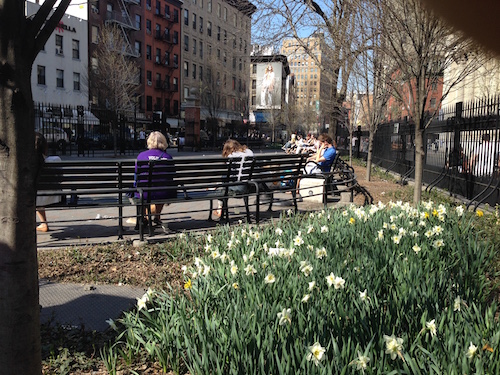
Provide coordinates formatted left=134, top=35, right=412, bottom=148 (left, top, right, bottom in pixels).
left=250, top=154, right=306, bottom=186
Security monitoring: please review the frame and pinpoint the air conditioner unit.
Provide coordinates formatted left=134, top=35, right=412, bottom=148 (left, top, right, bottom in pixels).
left=147, top=80, right=152, bottom=86
left=55, top=47, right=63, bottom=55
left=146, top=5, right=151, bottom=10
left=91, top=5, right=99, bottom=13
left=155, top=57, right=160, bottom=64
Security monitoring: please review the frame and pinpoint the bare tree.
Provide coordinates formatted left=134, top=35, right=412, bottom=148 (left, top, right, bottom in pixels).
left=0, top=1, right=71, bottom=372
left=252, top=0, right=362, bottom=140
left=199, top=60, right=224, bottom=144
left=378, top=0, right=486, bottom=204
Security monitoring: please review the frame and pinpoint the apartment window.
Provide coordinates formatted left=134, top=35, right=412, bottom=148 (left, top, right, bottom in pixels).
left=146, top=96, right=152, bottom=111
left=232, top=57, right=236, bottom=70
left=173, top=9, right=179, bottom=22
left=184, top=86, right=189, bottom=98
left=173, top=54, right=179, bottom=67
left=193, top=39, right=197, bottom=55
left=199, top=41, right=203, bottom=58
left=92, top=25, right=99, bottom=44
left=239, top=58, right=242, bottom=71
left=217, top=48, right=221, bottom=59
left=55, top=35, right=63, bottom=54
left=217, top=3, right=221, bottom=17
left=199, top=66, right=203, bottom=80
left=184, top=35, right=189, bottom=51
left=73, top=72, right=80, bottom=91
left=232, top=76, right=236, bottom=90
left=432, top=82, right=437, bottom=91
left=37, top=65, right=46, bottom=85
left=252, top=64, right=257, bottom=74
left=146, top=45, right=152, bottom=60
left=135, top=41, right=141, bottom=56
left=199, top=17, right=203, bottom=33
left=217, top=26, right=220, bottom=41
left=223, top=7, right=227, bottom=20
left=135, top=14, right=141, bottom=29
left=208, top=0, right=212, bottom=12
left=430, top=98, right=437, bottom=108
left=164, top=5, right=170, bottom=18
left=184, top=61, right=189, bottom=77
left=233, top=14, right=237, bottom=27
left=155, top=73, right=161, bottom=87
left=184, top=9, right=189, bottom=25
left=164, top=27, right=170, bottom=41
left=207, top=21, right=212, bottom=36
left=173, top=78, right=178, bottom=91
left=106, top=3, right=113, bottom=19
left=155, top=0, right=161, bottom=15
left=155, top=23, right=161, bottom=38
left=155, top=97, right=161, bottom=111
left=155, top=48, right=161, bottom=63
left=56, top=69, right=64, bottom=88
left=252, top=79, right=256, bottom=89
left=173, top=100, right=179, bottom=114
left=147, top=70, right=152, bottom=85
left=146, top=0, right=151, bottom=9
left=72, top=39, right=80, bottom=59
left=164, top=51, right=170, bottom=65
left=173, top=30, right=178, bottom=44
left=252, top=95, right=256, bottom=105
left=193, top=64, right=197, bottom=79
left=192, top=13, right=196, bottom=30
left=223, top=29, right=227, bottom=44
left=146, top=19, right=151, bottom=34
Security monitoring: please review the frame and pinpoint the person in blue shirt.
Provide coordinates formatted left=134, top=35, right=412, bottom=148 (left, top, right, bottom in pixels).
left=304, top=133, right=337, bottom=174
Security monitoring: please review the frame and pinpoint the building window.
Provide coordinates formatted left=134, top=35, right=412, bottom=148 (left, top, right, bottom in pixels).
left=193, top=64, right=197, bottom=79
left=147, top=70, right=152, bottom=85
left=173, top=100, right=179, bottom=114
left=184, top=86, right=189, bottom=98
left=37, top=65, right=46, bottom=85
left=146, top=45, right=152, bottom=60
left=164, top=51, right=170, bottom=65
left=192, top=13, right=196, bottom=30
left=146, top=96, right=152, bottom=111
left=72, top=39, right=80, bottom=59
left=184, top=9, right=189, bottom=25
left=155, top=48, right=161, bottom=64
left=173, top=9, right=179, bottom=22
left=73, top=72, right=80, bottom=91
left=173, top=54, right=179, bottom=67
left=184, top=35, right=189, bottom=51
left=199, top=41, right=203, bottom=58
left=155, top=73, right=161, bottom=88
left=223, top=6, right=227, bottom=20
left=135, top=14, right=141, bottom=29
left=232, top=57, right=236, bottom=70
left=173, top=77, right=178, bottom=91
left=173, top=31, right=178, bottom=44
left=223, top=29, right=227, bottom=44
left=146, top=19, right=152, bottom=34
left=207, top=21, right=212, bottom=36
left=199, top=66, right=203, bottom=80
left=184, top=61, right=189, bottom=77
left=208, top=0, right=212, bottom=12
left=252, top=79, right=256, bottom=89
left=146, top=0, right=151, bottom=9
left=135, top=41, right=141, bottom=56
left=252, top=64, right=257, bottom=74
left=155, top=0, right=161, bottom=15
left=217, top=3, right=221, bottom=17
left=432, top=82, right=437, bottom=91
left=164, top=5, right=170, bottom=18
left=193, top=39, right=197, bottom=55
left=56, top=69, right=64, bottom=88
left=92, top=25, right=99, bottom=44
left=55, top=34, right=63, bottom=54
left=217, top=26, right=220, bottom=41
left=430, top=98, right=437, bottom=108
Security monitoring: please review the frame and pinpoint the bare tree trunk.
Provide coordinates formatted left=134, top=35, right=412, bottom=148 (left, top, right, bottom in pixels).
left=366, top=131, right=375, bottom=181
left=413, top=126, right=424, bottom=204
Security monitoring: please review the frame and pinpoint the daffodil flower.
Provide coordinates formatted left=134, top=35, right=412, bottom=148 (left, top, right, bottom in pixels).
left=413, top=244, right=421, bottom=254
left=306, top=342, right=326, bottom=366
left=351, top=351, right=370, bottom=370
left=308, top=281, right=316, bottom=291
left=320, top=226, right=328, bottom=233
left=264, top=273, right=276, bottom=284
left=275, top=228, right=283, bottom=236
left=359, top=289, right=368, bottom=302
left=244, top=264, right=257, bottom=276
left=383, top=334, right=403, bottom=360
left=426, top=319, right=437, bottom=337
left=315, top=247, right=327, bottom=259
left=277, top=308, right=291, bottom=325
left=184, top=279, right=192, bottom=290
left=301, top=294, right=310, bottom=303
left=466, top=342, right=478, bottom=359
left=454, top=296, right=462, bottom=311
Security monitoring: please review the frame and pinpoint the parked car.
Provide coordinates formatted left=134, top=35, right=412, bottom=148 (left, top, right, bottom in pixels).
left=36, top=126, right=69, bottom=151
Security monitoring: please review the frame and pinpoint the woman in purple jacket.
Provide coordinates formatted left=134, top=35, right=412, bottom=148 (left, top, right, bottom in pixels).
left=134, top=131, right=173, bottom=225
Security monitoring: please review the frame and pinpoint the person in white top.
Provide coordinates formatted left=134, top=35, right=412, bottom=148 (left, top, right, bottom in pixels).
left=35, top=132, right=62, bottom=232
left=214, top=139, right=254, bottom=217
left=470, top=133, right=495, bottom=177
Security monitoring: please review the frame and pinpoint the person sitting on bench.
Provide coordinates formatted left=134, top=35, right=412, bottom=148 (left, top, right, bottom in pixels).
left=304, top=133, right=337, bottom=174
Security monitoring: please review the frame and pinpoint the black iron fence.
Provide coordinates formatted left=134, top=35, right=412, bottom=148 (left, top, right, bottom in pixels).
left=34, top=102, right=170, bottom=156
left=337, top=96, right=500, bottom=207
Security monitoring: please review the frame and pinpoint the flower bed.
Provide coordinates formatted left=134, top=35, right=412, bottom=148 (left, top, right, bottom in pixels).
left=105, top=202, right=500, bottom=374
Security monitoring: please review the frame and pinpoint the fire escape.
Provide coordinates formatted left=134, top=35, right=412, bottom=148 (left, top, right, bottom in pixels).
left=104, top=0, right=139, bottom=57
left=153, top=6, right=179, bottom=123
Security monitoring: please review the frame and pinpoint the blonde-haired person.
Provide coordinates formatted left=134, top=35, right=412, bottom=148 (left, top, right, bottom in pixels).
left=214, top=139, right=254, bottom=217
left=134, top=131, right=173, bottom=225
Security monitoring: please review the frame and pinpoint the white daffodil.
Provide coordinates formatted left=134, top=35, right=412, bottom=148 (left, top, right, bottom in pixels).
left=466, top=342, right=478, bottom=360
left=352, top=351, right=370, bottom=370
left=301, top=294, right=311, bottom=303
left=413, top=244, right=421, bottom=254
left=202, top=265, right=210, bottom=276
left=137, top=295, right=148, bottom=311
left=146, top=288, right=155, bottom=298
left=243, top=254, right=249, bottom=263
left=227, top=240, right=234, bottom=249
left=392, top=235, right=401, bottom=244
left=433, top=239, right=444, bottom=248
left=181, top=265, right=188, bottom=274
left=263, top=243, right=268, bottom=252
left=426, top=319, right=437, bottom=337
left=300, top=261, right=313, bottom=277
left=326, top=272, right=335, bottom=287
left=382, top=222, right=389, bottom=229
left=424, top=230, right=433, bottom=238
left=359, top=289, right=368, bottom=302
left=454, top=296, right=462, bottom=311
left=320, top=226, right=328, bottom=233
left=230, top=261, right=238, bottom=275
left=377, top=229, right=384, bottom=240
left=277, top=308, right=291, bottom=325
left=308, top=281, right=316, bottom=291
left=211, top=250, right=220, bottom=259
left=383, top=334, right=403, bottom=360
left=275, top=239, right=282, bottom=248
left=306, top=342, right=326, bottom=366
left=244, top=264, right=257, bottom=276
left=432, top=225, right=443, bottom=235
left=264, top=273, right=276, bottom=284
left=204, top=244, right=211, bottom=253
left=206, top=233, right=213, bottom=243
left=316, top=247, right=327, bottom=259
left=307, top=244, right=314, bottom=251
left=275, top=228, right=283, bottom=236
left=220, top=252, right=228, bottom=263
left=398, top=227, right=407, bottom=236
left=390, top=223, right=397, bottom=231
left=411, top=231, right=419, bottom=238
left=307, top=226, right=315, bottom=234
left=246, top=237, right=251, bottom=246
left=456, top=205, right=465, bottom=217
left=332, top=275, right=345, bottom=289
left=232, top=282, right=239, bottom=289
left=293, top=235, right=304, bottom=246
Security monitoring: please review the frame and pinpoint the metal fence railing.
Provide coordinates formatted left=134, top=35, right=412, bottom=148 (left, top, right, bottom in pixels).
left=337, top=96, right=500, bottom=208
